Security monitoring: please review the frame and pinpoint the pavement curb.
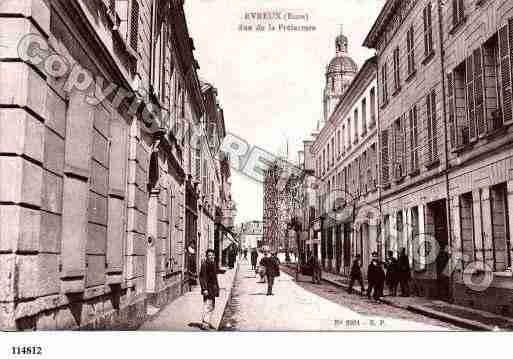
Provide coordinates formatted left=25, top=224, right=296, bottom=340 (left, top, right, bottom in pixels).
left=282, top=264, right=494, bottom=330
left=213, top=260, right=240, bottom=330
left=406, top=304, right=492, bottom=331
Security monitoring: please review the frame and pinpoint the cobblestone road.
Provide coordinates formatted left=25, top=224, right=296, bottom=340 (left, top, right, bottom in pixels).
left=220, top=261, right=462, bottom=331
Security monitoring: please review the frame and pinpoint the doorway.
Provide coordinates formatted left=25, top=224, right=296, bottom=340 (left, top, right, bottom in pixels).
left=428, top=200, right=450, bottom=301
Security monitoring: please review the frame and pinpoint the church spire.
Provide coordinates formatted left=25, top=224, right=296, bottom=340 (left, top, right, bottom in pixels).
left=335, top=23, right=348, bottom=55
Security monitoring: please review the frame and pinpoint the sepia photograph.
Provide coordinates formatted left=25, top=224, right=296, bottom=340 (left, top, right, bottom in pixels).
left=1, top=0, right=513, bottom=356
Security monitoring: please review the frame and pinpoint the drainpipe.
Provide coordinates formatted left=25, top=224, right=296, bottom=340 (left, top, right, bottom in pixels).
left=375, top=60, right=383, bottom=261
left=436, top=0, right=454, bottom=300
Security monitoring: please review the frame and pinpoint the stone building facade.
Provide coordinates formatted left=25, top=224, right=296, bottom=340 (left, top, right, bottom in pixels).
left=0, top=0, right=233, bottom=330
left=309, top=57, right=379, bottom=277
left=364, top=0, right=513, bottom=316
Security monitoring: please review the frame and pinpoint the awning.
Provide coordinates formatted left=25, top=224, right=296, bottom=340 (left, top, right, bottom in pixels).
left=222, top=232, right=239, bottom=250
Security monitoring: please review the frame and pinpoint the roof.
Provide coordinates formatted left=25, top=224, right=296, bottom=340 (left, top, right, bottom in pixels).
left=363, top=0, right=398, bottom=48
left=326, top=54, right=358, bottom=75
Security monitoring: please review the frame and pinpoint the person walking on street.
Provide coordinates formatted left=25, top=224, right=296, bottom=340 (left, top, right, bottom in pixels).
left=199, top=249, right=219, bottom=330
left=348, top=254, right=365, bottom=295
left=385, top=250, right=398, bottom=296
left=258, top=252, right=267, bottom=283
left=309, top=254, right=322, bottom=284
left=397, top=248, right=411, bottom=297
left=250, top=249, right=258, bottom=270
left=367, top=252, right=385, bottom=301
left=243, top=248, right=248, bottom=260
left=261, top=251, right=280, bottom=295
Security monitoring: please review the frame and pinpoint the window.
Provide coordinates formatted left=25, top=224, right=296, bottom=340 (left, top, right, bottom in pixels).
left=327, top=144, right=330, bottom=169
left=409, top=105, right=419, bottom=172
left=483, top=34, right=502, bottom=131
left=354, top=109, right=359, bottom=143
left=342, top=125, right=346, bottom=154
left=152, top=20, right=167, bottom=103
left=447, top=62, right=470, bottom=148
left=425, top=89, right=438, bottom=164
left=423, top=3, right=433, bottom=57
left=393, top=46, right=401, bottom=92
left=322, top=149, right=326, bottom=174
left=381, top=129, right=390, bottom=185
left=362, top=98, right=367, bottom=135
left=337, top=129, right=341, bottom=157
left=195, top=139, right=201, bottom=181
left=381, top=61, right=389, bottom=105
left=451, top=0, right=465, bottom=28
left=347, top=118, right=352, bottom=147
left=459, top=192, right=476, bottom=266
left=331, top=137, right=335, bottom=165
left=370, top=87, right=376, bottom=126
left=393, top=115, right=406, bottom=179
left=407, top=26, right=415, bottom=76
left=490, top=183, right=511, bottom=271
left=202, top=159, right=207, bottom=194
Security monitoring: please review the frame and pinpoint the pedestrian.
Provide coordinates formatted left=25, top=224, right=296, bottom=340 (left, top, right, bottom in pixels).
left=261, top=251, right=280, bottom=295
left=199, top=249, right=219, bottom=330
left=385, top=250, right=398, bottom=296
left=250, top=249, right=258, bottom=270
left=243, top=248, right=248, bottom=260
left=397, top=247, right=411, bottom=297
left=309, top=253, right=322, bottom=284
left=367, top=252, right=385, bottom=301
left=228, top=244, right=237, bottom=269
left=258, top=252, right=267, bottom=283
left=348, top=254, right=365, bottom=295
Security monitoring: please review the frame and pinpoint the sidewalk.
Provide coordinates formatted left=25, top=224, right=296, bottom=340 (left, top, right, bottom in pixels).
left=139, top=261, right=239, bottom=331
left=284, top=263, right=513, bottom=331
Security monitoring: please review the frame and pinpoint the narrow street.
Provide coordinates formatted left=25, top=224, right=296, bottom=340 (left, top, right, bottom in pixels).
left=220, top=260, right=461, bottom=331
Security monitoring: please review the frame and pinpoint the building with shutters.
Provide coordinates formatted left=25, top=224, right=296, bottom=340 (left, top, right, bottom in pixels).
left=309, top=56, right=380, bottom=276
left=364, top=0, right=513, bottom=316
left=0, top=0, right=233, bottom=330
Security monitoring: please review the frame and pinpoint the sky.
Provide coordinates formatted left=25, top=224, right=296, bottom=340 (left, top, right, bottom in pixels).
left=184, top=0, right=386, bottom=224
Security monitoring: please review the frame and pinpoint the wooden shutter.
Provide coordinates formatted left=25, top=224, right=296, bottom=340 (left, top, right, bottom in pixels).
left=381, top=130, right=389, bottom=184
left=474, top=48, right=486, bottom=136
left=447, top=72, right=456, bottom=147
left=452, top=0, right=458, bottom=26
left=423, top=7, right=429, bottom=56
left=426, top=94, right=433, bottom=163
left=431, top=90, right=438, bottom=161
left=409, top=106, right=418, bottom=171
left=466, top=56, right=477, bottom=140
left=401, top=114, right=407, bottom=176
left=499, top=23, right=513, bottom=124
left=129, top=0, right=139, bottom=52
left=427, top=3, right=433, bottom=53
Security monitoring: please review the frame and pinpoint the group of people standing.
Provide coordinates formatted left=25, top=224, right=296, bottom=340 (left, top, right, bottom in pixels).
left=344, top=248, right=412, bottom=301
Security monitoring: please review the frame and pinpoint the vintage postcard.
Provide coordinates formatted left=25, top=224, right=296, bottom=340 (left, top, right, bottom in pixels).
left=1, top=0, right=513, bottom=355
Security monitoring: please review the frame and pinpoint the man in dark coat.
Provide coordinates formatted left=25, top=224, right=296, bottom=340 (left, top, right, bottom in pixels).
left=308, top=253, right=322, bottom=284
left=367, top=252, right=385, bottom=301
left=385, top=250, right=398, bottom=296
left=250, top=249, right=258, bottom=270
left=228, top=244, right=237, bottom=269
left=348, top=254, right=365, bottom=295
left=261, top=251, right=280, bottom=295
left=397, top=247, right=411, bottom=297
left=199, top=249, right=219, bottom=330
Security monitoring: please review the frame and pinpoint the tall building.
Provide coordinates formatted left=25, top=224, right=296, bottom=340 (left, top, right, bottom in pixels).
left=0, top=0, right=233, bottom=330
left=322, top=26, right=358, bottom=126
left=364, top=0, right=513, bottom=316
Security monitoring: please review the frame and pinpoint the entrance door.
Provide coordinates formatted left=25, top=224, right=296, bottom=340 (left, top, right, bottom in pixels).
left=336, top=225, right=342, bottom=272
left=430, top=200, right=450, bottom=301
left=146, top=190, right=159, bottom=293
